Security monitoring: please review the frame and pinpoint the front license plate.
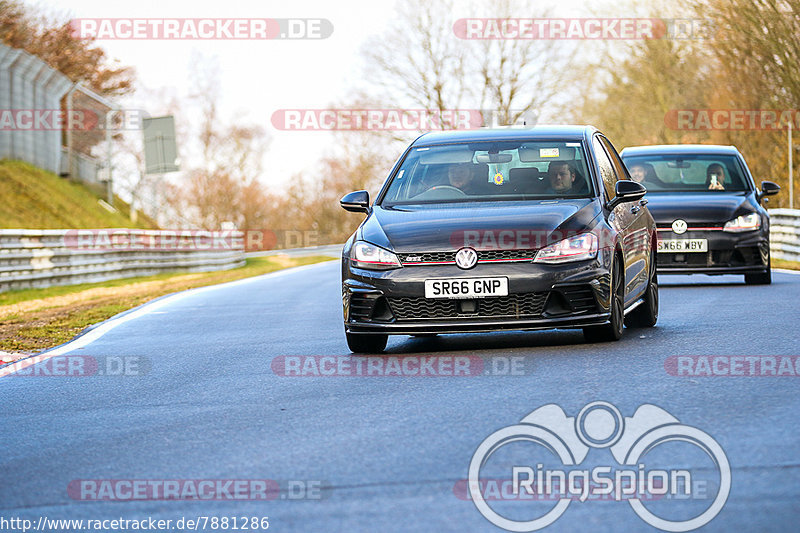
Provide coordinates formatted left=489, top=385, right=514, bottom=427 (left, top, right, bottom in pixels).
left=657, top=239, right=708, bottom=253
left=424, top=277, right=509, bottom=299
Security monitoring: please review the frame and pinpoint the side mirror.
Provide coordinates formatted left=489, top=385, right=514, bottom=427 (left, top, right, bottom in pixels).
left=340, top=190, right=370, bottom=213
left=759, top=180, right=780, bottom=201
left=607, top=180, right=647, bottom=210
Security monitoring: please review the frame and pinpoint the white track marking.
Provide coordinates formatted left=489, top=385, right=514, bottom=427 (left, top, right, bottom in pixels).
left=0, top=261, right=333, bottom=378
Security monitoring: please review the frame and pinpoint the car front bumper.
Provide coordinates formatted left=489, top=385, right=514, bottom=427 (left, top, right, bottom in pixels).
left=655, top=229, right=769, bottom=275
left=342, top=255, right=614, bottom=335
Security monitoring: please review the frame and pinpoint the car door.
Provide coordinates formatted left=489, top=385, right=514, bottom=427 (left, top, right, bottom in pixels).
left=599, top=136, right=651, bottom=302
left=591, top=135, right=639, bottom=306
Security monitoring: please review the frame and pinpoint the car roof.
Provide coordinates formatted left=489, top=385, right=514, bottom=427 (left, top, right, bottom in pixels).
left=412, top=125, right=599, bottom=146
left=620, top=144, right=741, bottom=157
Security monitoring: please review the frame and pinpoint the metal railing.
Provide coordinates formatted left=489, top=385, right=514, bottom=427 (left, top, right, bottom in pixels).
left=769, top=209, right=800, bottom=264
left=0, top=229, right=245, bottom=293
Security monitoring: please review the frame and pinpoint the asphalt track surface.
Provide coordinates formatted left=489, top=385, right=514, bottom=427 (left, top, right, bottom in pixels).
left=1, top=261, right=799, bottom=532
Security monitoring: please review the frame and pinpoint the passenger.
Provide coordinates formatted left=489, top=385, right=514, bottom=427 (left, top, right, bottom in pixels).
left=706, top=163, right=726, bottom=190
left=547, top=161, right=577, bottom=193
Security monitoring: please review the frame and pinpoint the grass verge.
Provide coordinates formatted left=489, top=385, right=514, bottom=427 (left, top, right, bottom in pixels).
left=0, top=255, right=333, bottom=355
left=773, top=258, right=800, bottom=271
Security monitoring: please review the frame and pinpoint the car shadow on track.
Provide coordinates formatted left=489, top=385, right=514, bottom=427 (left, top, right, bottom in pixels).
left=380, top=330, right=596, bottom=354
left=660, top=281, right=746, bottom=287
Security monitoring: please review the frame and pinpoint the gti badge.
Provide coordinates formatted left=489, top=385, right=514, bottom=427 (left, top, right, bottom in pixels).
left=455, top=247, right=478, bottom=269
left=671, top=219, right=688, bottom=235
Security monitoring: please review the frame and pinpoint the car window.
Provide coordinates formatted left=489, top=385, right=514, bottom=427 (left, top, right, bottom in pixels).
left=600, top=137, right=631, bottom=181
left=592, top=137, right=617, bottom=200
left=380, top=140, right=594, bottom=205
left=620, top=154, right=750, bottom=192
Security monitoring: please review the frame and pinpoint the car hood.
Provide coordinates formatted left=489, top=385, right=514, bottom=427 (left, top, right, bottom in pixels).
left=644, top=192, right=754, bottom=225
left=359, top=200, right=601, bottom=252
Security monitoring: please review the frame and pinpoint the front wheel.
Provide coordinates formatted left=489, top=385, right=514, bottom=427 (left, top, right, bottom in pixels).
left=346, top=332, right=388, bottom=353
left=625, top=250, right=659, bottom=328
left=583, top=257, right=624, bottom=342
left=745, top=252, right=771, bottom=285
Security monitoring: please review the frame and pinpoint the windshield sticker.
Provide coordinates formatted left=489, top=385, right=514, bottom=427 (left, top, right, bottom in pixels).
left=492, top=172, right=505, bottom=185
left=540, top=148, right=560, bottom=158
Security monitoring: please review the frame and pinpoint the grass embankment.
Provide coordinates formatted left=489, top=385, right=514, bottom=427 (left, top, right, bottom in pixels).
left=773, top=258, right=800, bottom=271
left=0, top=159, right=156, bottom=229
left=0, top=255, right=333, bottom=355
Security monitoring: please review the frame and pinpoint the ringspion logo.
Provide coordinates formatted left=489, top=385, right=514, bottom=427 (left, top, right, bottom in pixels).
left=468, top=402, right=729, bottom=531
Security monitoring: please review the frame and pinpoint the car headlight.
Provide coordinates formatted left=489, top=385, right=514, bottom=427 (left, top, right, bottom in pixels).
left=534, top=233, right=598, bottom=264
left=350, top=241, right=402, bottom=270
left=723, top=213, right=761, bottom=233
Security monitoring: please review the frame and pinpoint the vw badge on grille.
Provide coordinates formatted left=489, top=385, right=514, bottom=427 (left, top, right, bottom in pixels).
left=455, top=247, right=478, bottom=269
left=671, top=219, right=688, bottom=234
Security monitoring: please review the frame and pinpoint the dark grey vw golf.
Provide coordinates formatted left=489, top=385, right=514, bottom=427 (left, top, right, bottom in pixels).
left=621, top=144, right=779, bottom=284
left=340, top=126, right=658, bottom=353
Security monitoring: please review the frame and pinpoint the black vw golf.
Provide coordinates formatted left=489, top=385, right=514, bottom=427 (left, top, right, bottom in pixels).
left=340, top=126, right=659, bottom=353
left=620, top=145, right=780, bottom=284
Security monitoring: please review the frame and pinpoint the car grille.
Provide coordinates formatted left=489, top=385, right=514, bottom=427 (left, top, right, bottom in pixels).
left=657, top=247, right=765, bottom=268
left=657, top=252, right=710, bottom=266
left=397, top=250, right=537, bottom=265
left=387, top=293, right=547, bottom=321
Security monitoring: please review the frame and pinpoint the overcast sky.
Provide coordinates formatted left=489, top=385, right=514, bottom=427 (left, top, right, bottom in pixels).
left=33, top=0, right=657, bottom=192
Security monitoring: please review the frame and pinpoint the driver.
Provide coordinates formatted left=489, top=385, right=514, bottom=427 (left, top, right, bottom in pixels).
left=447, top=163, right=474, bottom=192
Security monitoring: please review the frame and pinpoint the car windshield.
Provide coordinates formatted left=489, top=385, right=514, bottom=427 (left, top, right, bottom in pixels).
left=381, top=140, right=593, bottom=205
left=621, top=154, right=750, bottom=193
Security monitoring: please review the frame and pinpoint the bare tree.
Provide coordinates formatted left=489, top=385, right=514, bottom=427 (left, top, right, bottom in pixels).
left=362, top=0, right=573, bottom=127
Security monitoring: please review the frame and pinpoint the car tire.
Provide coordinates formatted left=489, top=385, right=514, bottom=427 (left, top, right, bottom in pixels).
left=583, top=256, right=624, bottom=342
left=625, top=250, right=659, bottom=328
left=745, top=252, right=771, bottom=285
left=346, top=332, right=388, bottom=353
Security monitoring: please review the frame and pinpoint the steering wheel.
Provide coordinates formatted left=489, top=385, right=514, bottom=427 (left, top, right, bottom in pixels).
left=427, top=185, right=467, bottom=195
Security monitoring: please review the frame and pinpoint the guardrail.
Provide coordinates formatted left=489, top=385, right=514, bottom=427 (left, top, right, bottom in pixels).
left=1, top=211, right=795, bottom=294
left=769, top=209, right=800, bottom=263
left=0, top=229, right=245, bottom=293
left=244, top=244, right=343, bottom=259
